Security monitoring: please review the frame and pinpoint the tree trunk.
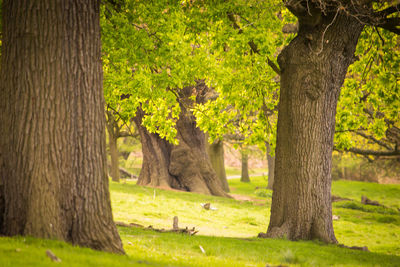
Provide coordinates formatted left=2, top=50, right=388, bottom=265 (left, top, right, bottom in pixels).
left=265, top=11, right=363, bottom=243
left=240, top=149, right=250, bottom=183
left=107, top=125, right=120, bottom=182
left=133, top=108, right=178, bottom=189
left=266, top=143, right=275, bottom=190
left=0, top=0, right=123, bottom=253
left=206, top=139, right=230, bottom=192
left=134, top=83, right=230, bottom=197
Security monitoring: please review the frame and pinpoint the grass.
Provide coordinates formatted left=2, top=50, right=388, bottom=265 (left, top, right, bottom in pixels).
left=1, top=176, right=399, bottom=266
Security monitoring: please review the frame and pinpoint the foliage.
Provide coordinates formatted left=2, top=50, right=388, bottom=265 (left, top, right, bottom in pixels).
left=335, top=26, right=400, bottom=153
left=101, top=0, right=288, bottom=149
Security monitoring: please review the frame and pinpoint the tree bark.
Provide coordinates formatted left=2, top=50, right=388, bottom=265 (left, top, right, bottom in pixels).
left=206, top=139, right=230, bottom=192
left=240, top=149, right=250, bottom=183
left=266, top=143, right=275, bottom=190
left=134, top=83, right=230, bottom=197
left=265, top=10, right=363, bottom=243
left=0, top=0, right=123, bottom=253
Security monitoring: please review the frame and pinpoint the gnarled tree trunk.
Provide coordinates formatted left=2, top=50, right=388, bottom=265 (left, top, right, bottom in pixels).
left=240, top=149, right=250, bottom=183
left=265, top=9, right=363, bottom=243
left=266, top=143, right=275, bottom=190
left=134, top=83, right=230, bottom=197
left=0, top=0, right=123, bottom=253
left=206, top=139, right=230, bottom=192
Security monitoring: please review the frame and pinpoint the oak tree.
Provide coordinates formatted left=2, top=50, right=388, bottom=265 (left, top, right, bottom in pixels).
left=0, top=0, right=123, bottom=253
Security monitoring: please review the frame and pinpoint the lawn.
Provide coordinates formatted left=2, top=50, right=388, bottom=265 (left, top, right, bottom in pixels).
left=0, top=177, right=399, bottom=266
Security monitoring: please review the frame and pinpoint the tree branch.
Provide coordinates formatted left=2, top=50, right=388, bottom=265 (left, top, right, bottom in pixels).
left=355, top=131, right=393, bottom=150
left=227, top=13, right=281, bottom=76
left=376, top=4, right=400, bottom=17
left=338, top=146, right=400, bottom=157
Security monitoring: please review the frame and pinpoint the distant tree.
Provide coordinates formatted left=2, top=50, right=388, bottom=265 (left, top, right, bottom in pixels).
left=266, top=143, right=275, bottom=190
left=206, top=138, right=230, bottom=192
left=0, top=0, right=123, bottom=253
left=105, top=107, right=137, bottom=182
left=240, top=148, right=250, bottom=183
left=133, top=83, right=230, bottom=197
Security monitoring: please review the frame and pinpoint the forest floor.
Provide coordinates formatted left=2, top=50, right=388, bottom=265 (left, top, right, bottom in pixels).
left=1, top=176, right=399, bottom=266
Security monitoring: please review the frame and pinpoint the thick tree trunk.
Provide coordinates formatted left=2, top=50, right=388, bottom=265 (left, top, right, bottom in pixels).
left=108, top=133, right=120, bottom=182
left=265, top=11, right=363, bottom=243
left=134, top=83, right=230, bottom=197
left=240, top=149, right=250, bottom=183
left=0, top=0, right=123, bottom=253
left=266, top=143, right=275, bottom=190
left=133, top=108, right=178, bottom=189
left=206, top=139, right=230, bottom=192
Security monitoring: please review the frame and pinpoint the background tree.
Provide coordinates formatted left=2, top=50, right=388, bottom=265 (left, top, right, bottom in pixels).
left=240, top=147, right=250, bottom=183
left=266, top=142, right=276, bottom=190
left=0, top=0, right=123, bottom=253
left=132, top=83, right=230, bottom=197
left=206, top=138, right=230, bottom=192
left=105, top=106, right=137, bottom=182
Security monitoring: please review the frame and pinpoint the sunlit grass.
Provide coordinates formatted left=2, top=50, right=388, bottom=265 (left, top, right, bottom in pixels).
left=0, top=176, right=399, bottom=266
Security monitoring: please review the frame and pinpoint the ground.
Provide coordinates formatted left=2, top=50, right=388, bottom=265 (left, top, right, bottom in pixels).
left=1, top=176, right=399, bottom=266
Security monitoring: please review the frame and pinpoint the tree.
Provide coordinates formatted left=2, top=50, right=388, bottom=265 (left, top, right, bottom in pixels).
left=133, top=83, right=230, bottom=197
left=206, top=138, right=230, bottom=192
left=240, top=148, right=250, bottom=183
left=266, top=142, right=275, bottom=190
left=262, top=0, right=400, bottom=243
left=0, top=0, right=123, bottom=253
left=105, top=107, right=136, bottom=182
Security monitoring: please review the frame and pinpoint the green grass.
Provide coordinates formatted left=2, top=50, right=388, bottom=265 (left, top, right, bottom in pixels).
left=1, top=176, right=399, bottom=266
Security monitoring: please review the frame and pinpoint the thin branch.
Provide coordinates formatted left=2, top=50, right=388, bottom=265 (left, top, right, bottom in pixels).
left=374, top=27, right=385, bottom=46
left=106, top=104, right=137, bottom=138
left=355, top=131, right=393, bottom=150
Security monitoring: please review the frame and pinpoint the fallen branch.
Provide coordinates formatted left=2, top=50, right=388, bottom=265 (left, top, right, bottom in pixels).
left=115, top=216, right=198, bottom=236
left=115, top=221, right=144, bottom=228
left=338, top=244, right=369, bottom=252
left=46, top=250, right=61, bottom=262
left=361, top=196, right=386, bottom=208
left=119, top=166, right=138, bottom=179
left=331, top=195, right=352, bottom=202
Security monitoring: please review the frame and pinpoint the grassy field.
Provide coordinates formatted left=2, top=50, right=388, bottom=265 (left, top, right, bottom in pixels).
left=1, top=177, right=399, bottom=266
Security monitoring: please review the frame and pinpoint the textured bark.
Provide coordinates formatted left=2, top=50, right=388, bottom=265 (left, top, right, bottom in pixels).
left=206, top=139, right=230, bottom=192
left=0, top=0, right=123, bottom=253
left=265, top=10, right=363, bottom=243
left=266, top=143, right=275, bottom=190
left=240, top=150, right=250, bottom=183
left=134, top=83, right=230, bottom=197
